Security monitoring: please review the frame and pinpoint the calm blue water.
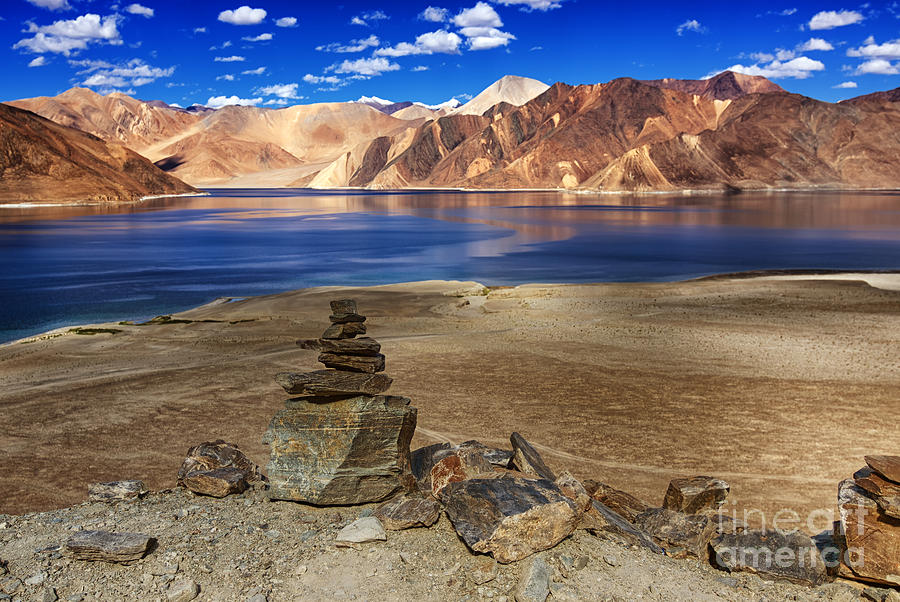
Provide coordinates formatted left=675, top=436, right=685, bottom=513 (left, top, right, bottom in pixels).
left=1, top=188, right=898, bottom=343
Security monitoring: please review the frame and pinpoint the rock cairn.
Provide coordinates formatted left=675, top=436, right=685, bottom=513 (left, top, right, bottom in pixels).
left=266, top=299, right=417, bottom=505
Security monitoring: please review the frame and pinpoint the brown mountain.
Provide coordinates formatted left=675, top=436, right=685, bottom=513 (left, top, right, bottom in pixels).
left=0, top=102, right=195, bottom=203
left=841, top=86, right=900, bottom=106
left=642, top=70, right=785, bottom=100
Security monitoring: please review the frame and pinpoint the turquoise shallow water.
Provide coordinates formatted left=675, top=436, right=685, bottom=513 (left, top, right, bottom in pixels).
left=0, top=188, right=898, bottom=343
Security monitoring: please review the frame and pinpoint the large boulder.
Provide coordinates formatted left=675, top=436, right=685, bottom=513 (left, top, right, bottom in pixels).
left=584, top=500, right=664, bottom=554
left=265, top=395, right=416, bottom=505
left=180, top=467, right=248, bottom=498
left=440, top=476, right=578, bottom=563
left=508, top=432, right=556, bottom=481
left=837, top=479, right=900, bottom=586
left=374, top=495, right=442, bottom=530
left=634, top=508, right=717, bottom=558
left=177, top=440, right=264, bottom=497
left=410, top=442, right=452, bottom=491
left=583, top=480, right=649, bottom=522
left=711, top=529, right=828, bottom=586
left=662, top=476, right=730, bottom=514
left=430, top=448, right=493, bottom=497
left=275, top=370, right=392, bottom=397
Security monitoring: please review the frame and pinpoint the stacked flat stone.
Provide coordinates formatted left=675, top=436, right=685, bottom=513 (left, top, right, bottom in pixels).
left=265, top=299, right=417, bottom=505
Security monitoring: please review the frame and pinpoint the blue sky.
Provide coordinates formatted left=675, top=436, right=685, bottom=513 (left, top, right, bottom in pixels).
left=2, top=0, right=899, bottom=107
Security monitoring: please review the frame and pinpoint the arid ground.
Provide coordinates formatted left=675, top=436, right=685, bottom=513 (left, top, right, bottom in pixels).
left=1, top=274, right=897, bottom=526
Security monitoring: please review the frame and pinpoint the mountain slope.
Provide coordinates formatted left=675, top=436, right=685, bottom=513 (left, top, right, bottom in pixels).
left=450, top=75, right=550, bottom=116
left=642, top=71, right=785, bottom=100
left=0, top=103, right=195, bottom=203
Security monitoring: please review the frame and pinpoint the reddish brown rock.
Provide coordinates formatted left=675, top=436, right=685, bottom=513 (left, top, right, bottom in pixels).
left=662, top=476, right=730, bottom=514
left=176, top=440, right=264, bottom=485
left=440, top=476, right=579, bottom=563
left=410, top=442, right=452, bottom=491
left=837, top=479, right=900, bottom=586
left=318, top=352, right=386, bottom=374
left=373, top=495, right=441, bottom=530
left=508, top=432, right=556, bottom=481
left=430, top=449, right=493, bottom=497
left=583, top=480, right=649, bottom=522
left=634, top=508, right=717, bottom=558
left=322, top=322, right=367, bottom=339
left=712, top=529, right=828, bottom=586
left=275, top=370, right=392, bottom=397
left=855, top=467, right=900, bottom=520
left=181, top=467, right=248, bottom=498
left=866, top=456, right=900, bottom=485
left=65, top=530, right=155, bottom=563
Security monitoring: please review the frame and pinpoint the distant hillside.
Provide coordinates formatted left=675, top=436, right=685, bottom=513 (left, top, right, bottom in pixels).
left=0, top=102, right=196, bottom=204
left=642, top=71, right=785, bottom=100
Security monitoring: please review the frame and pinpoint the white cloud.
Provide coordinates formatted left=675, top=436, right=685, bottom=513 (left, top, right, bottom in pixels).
left=256, top=83, right=299, bottom=98
left=210, top=41, right=233, bottom=51
left=264, top=99, right=290, bottom=106
left=420, top=6, right=449, bottom=21
left=350, top=10, right=389, bottom=26
left=350, top=17, right=367, bottom=26
left=216, top=74, right=235, bottom=81
left=125, top=4, right=154, bottom=18
left=493, top=0, right=563, bottom=9
left=712, top=56, right=826, bottom=79
left=376, top=30, right=462, bottom=56
left=808, top=10, right=863, bottom=30
left=206, top=95, right=262, bottom=108
left=73, top=58, right=174, bottom=89
left=214, top=55, right=245, bottom=62
left=412, top=65, right=429, bottom=71
left=275, top=17, right=297, bottom=27
left=847, top=38, right=900, bottom=59
left=779, top=8, right=798, bottom=16
left=833, top=81, right=858, bottom=88
left=242, top=66, right=266, bottom=75
left=25, top=0, right=70, bottom=10
left=242, top=33, right=273, bottom=42
left=193, top=27, right=207, bottom=33
left=855, top=59, right=900, bottom=75
left=317, top=34, right=379, bottom=53
left=332, top=56, right=400, bottom=76
left=28, top=56, right=48, bottom=67
left=460, top=26, right=515, bottom=50
left=798, top=37, right=834, bottom=51
left=676, top=19, right=705, bottom=36
left=218, top=6, right=267, bottom=26
left=454, top=2, right=503, bottom=28
left=14, top=13, right=121, bottom=55
left=302, top=73, right=341, bottom=85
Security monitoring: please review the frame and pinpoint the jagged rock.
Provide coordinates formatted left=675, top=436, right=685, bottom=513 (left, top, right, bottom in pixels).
left=863, top=587, right=900, bottom=602
left=512, top=556, right=550, bottom=602
left=583, top=480, right=649, bottom=522
left=555, top=472, right=592, bottom=513
left=373, top=495, right=441, bottom=530
left=410, top=442, right=451, bottom=490
left=181, top=467, right=248, bottom=498
left=266, top=395, right=416, bottom=504
left=855, top=467, right=900, bottom=519
left=166, top=579, right=199, bottom=602
left=584, top=500, right=664, bottom=554
left=711, top=529, right=828, bottom=586
left=634, top=508, right=717, bottom=558
left=430, top=448, right=493, bottom=496
left=330, top=299, right=358, bottom=315
left=275, top=370, right=392, bottom=396
left=455, top=440, right=514, bottom=467
left=837, top=479, right=900, bottom=586
left=335, top=517, right=386, bottom=545
left=663, top=476, right=730, bottom=514
left=471, top=556, right=498, bottom=585
left=330, top=313, right=366, bottom=324
left=176, top=440, right=264, bottom=485
left=322, top=322, right=366, bottom=339
left=866, top=456, right=900, bottom=484
left=711, top=514, right=748, bottom=535
left=318, top=352, right=386, bottom=373
left=301, top=337, right=382, bottom=356
left=508, top=432, right=556, bottom=481
left=440, top=476, right=578, bottom=563
left=88, top=480, right=147, bottom=502
left=65, top=530, right=155, bottom=563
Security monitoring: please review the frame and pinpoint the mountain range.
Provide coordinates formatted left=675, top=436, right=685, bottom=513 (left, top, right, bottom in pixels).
left=3, top=71, right=900, bottom=202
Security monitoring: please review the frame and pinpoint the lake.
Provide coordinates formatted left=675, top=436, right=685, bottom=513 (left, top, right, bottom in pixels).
left=1, top=188, right=899, bottom=343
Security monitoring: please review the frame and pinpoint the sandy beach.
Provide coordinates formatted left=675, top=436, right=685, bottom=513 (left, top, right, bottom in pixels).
left=1, top=274, right=898, bottom=524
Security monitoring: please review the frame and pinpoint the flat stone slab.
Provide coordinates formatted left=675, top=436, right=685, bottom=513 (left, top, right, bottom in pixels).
left=712, top=529, right=828, bottom=586
left=838, top=479, right=900, bottom=586
left=275, top=370, right=392, bottom=396
left=65, top=530, right=155, bottom=563
left=584, top=500, right=664, bottom=554
left=866, top=456, right=900, bottom=485
left=266, top=395, right=416, bottom=505
left=330, top=299, right=358, bottom=315
left=634, top=508, right=717, bottom=558
left=312, top=337, right=382, bottom=356
left=855, top=467, right=900, bottom=519
left=440, top=476, right=578, bottom=563
left=318, top=352, right=386, bottom=374
left=583, top=480, right=649, bottom=522
left=663, top=476, right=730, bottom=514
left=88, top=480, right=147, bottom=502
left=374, top=495, right=441, bottom=530
left=322, top=322, right=366, bottom=339
left=508, top=432, right=556, bottom=481
left=330, top=313, right=366, bottom=324
left=335, top=517, right=386, bottom=545
left=181, top=467, right=248, bottom=498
